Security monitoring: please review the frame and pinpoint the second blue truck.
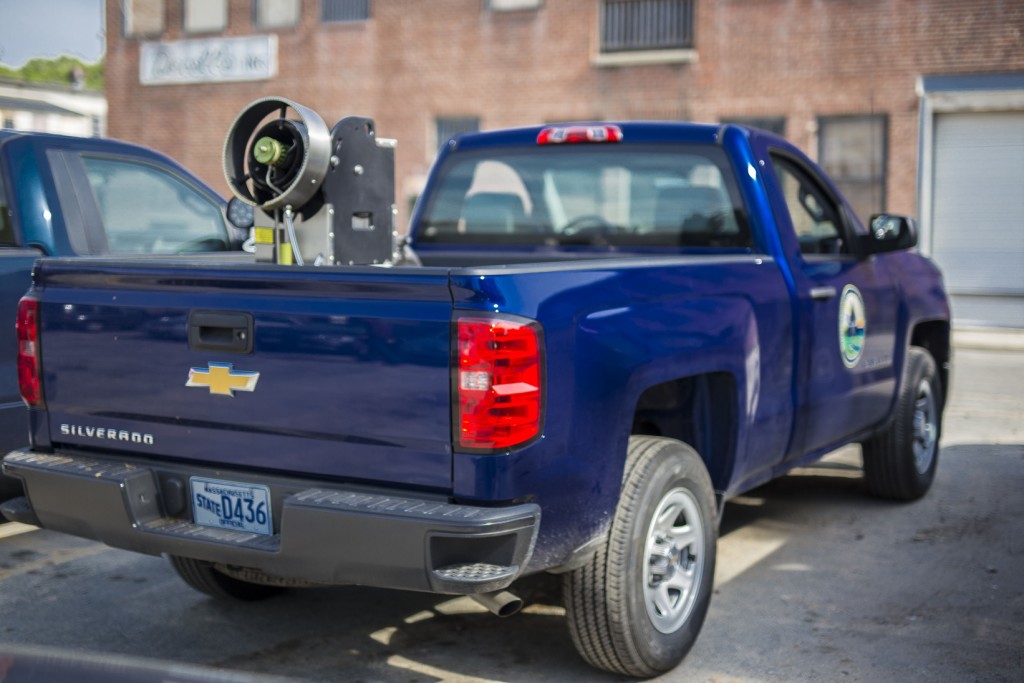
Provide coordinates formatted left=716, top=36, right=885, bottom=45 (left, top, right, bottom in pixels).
left=2, top=105, right=949, bottom=677
left=0, top=130, right=249, bottom=501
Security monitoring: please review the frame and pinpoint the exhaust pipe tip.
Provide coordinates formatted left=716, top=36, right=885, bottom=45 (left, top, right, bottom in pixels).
left=470, top=589, right=523, bottom=617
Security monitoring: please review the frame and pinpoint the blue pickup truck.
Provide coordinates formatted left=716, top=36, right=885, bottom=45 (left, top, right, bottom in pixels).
left=2, top=118, right=949, bottom=677
left=0, top=130, right=251, bottom=501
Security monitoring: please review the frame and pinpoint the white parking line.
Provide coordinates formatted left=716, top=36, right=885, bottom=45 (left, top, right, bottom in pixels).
left=0, top=522, right=38, bottom=540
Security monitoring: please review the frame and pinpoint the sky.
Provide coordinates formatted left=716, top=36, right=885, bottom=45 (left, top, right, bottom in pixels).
left=0, top=0, right=104, bottom=67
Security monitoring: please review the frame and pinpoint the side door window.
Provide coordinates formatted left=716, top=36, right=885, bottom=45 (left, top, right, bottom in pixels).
left=772, top=155, right=848, bottom=256
left=80, top=156, right=229, bottom=255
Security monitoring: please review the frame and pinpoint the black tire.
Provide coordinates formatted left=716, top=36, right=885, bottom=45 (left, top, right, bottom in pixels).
left=862, top=347, right=943, bottom=500
left=563, top=436, right=717, bottom=678
left=168, top=556, right=285, bottom=601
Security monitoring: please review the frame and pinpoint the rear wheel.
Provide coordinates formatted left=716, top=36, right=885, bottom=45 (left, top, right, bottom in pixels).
left=169, top=556, right=285, bottom=601
left=862, top=347, right=942, bottom=500
left=563, top=436, right=717, bottom=677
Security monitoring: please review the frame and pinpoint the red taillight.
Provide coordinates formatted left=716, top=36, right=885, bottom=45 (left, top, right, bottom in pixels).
left=537, top=125, right=623, bottom=145
left=456, top=316, right=543, bottom=451
left=17, top=295, right=43, bottom=408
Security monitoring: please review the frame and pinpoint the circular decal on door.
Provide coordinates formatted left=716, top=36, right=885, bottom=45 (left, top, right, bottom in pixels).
left=839, top=284, right=866, bottom=368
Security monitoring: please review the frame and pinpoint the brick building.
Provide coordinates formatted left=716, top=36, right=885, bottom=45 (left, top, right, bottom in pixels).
left=104, top=0, right=1024, bottom=326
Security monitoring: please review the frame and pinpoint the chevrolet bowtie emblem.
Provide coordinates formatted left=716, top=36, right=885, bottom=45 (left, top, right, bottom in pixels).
left=186, top=362, right=260, bottom=397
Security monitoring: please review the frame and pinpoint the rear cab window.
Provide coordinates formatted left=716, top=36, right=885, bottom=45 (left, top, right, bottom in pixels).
left=415, top=145, right=753, bottom=251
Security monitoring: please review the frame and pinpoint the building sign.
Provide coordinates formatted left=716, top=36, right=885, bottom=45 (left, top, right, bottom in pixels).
left=140, top=35, right=277, bottom=85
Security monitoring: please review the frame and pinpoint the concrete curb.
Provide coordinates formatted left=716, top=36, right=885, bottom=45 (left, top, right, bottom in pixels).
left=952, top=328, right=1024, bottom=352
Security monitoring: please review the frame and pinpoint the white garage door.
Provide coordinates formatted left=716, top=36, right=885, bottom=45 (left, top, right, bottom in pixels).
left=931, top=111, right=1024, bottom=328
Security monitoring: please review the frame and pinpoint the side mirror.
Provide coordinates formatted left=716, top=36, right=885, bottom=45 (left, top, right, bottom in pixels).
left=861, top=213, right=917, bottom=255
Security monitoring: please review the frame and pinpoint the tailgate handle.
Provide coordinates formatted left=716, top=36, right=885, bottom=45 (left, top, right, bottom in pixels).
left=188, top=311, right=253, bottom=354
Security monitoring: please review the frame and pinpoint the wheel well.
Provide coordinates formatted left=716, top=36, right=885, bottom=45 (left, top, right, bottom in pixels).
left=910, top=320, right=951, bottom=406
left=631, top=373, right=737, bottom=491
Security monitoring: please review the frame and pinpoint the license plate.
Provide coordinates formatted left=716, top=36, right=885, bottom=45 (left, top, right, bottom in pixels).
left=190, top=477, right=273, bottom=536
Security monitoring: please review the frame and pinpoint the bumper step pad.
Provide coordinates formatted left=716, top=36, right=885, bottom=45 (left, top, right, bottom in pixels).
left=433, top=562, right=517, bottom=583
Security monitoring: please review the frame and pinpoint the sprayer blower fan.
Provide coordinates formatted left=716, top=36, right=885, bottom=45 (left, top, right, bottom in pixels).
left=222, top=97, right=332, bottom=214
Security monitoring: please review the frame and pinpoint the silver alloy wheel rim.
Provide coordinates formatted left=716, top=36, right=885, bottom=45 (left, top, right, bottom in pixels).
left=642, top=487, right=705, bottom=634
left=912, top=378, right=938, bottom=474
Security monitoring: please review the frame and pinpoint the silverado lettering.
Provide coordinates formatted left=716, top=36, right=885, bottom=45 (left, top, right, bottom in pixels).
left=59, top=424, right=155, bottom=446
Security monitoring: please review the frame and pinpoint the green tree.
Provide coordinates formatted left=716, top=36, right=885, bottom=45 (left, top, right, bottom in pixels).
left=0, top=56, right=103, bottom=89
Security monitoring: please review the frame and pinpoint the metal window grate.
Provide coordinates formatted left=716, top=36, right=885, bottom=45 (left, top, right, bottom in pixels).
left=321, top=0, right=370, bottom=23
left=721, top=117, right=787, bottom=137
left=436, top=117, right=480, bottom=150
left=601, top=0, right=694, bottom=53
left=818, top=115, right=888, bottom=221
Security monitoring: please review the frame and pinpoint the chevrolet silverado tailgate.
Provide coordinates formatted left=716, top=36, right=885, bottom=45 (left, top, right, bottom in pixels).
left=33, top=259, right=455, bottom=492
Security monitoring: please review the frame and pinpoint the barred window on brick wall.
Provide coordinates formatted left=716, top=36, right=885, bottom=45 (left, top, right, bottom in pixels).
left=601, top=0, right=695, bottom=53
left=818, top=115, right=888, bottom=223
left=436, top=117, right=480, bottom=151
left=123, top=0, right=164, bottom=37
left=321, top=0, right=370, bottom=23
left=184, top=0, right=227, bottom=34
left=721, top=117, right=787, bottom=138
left=256, top=0, right=301, bottom=28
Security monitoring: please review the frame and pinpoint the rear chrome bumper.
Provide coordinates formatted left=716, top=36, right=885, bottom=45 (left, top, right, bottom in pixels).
left=2, top=449, right=539, bottom=594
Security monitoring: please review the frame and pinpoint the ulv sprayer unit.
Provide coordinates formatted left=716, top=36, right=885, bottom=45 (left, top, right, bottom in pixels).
left=223, top=97, right=397, bottom=266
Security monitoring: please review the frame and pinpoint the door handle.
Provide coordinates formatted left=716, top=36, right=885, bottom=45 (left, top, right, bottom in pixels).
left=810, top=286, right=837, bottom=300
left=188, top=311, right=253, bottom=354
